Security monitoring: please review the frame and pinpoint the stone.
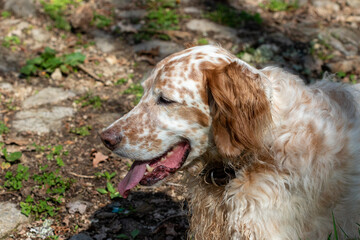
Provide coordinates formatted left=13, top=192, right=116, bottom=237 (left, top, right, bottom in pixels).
left=66, top=200, right=91, bottom=214
left=26, top=219, right=54, bottom=239
left=0, top=82, right=14, bottom=92
left=183, top=7, right=202, bottom=14
left=117, top=10, right=147, bottom=19
left=133, top=40, right=184, bottom=59
left=51, top=68, right=63, bottom=81
left=321, top=27, right=360, bottom=57
left=4, top=0, right=37, bottom=18
left=92, top=30, right=118, bottom=53
left=347, top=0, right=360, bottom=7
left=22, top=87, right=75, bottom=109
left=185, top=19, right=238, bottom=41
left=31, top=28, right=50, bottom=42
left=327, top=57, right=360, bottom=74
left=69, top=233, right=93, bottom=240
left=70, top=3, right=93, bottom=31
left=312, top=0, right=340, bottom=17
left=0, top=202, right=29, bottom=238
left=12, top=107, right=74, bottom=134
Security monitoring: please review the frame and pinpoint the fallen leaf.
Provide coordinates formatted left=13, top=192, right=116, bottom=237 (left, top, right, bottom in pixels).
left=93, top=151, right=108, bottom=167
left=5, top=137, right=29, bottom=146
left=1, top=161, right=11, bottom=170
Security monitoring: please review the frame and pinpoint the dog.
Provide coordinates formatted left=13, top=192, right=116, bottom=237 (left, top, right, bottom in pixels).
left=100, top=45, right=360, bottom=239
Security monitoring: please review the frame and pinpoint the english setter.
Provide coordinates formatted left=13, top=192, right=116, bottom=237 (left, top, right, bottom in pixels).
left=100, top=45, right=360, bottom=239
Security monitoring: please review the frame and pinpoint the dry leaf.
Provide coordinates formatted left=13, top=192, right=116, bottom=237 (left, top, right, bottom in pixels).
left=92, top=151, right=108, bottom=167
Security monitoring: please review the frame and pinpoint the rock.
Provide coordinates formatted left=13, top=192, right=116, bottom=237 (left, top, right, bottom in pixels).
left=185, top=19, right=238, bottom=41
left=112, top=0, right=133, bottom=8
left=69, top=233, right=93, bottom=240
left=12, top=107, right=74, bottom=134
left=347, top=0, right=360, bottom=7
left=26, top=219, right=54, bottom=239
left=312, top=0, right=340, bottom=17
left=321, top=27, right=360, bottom=57
left=0, top=202, right=29, bottom=238
left=0, top=48, right=20, bottom=73
left=92, top=30, right=118, bottom=53
left=133, top=40, right=184, bottom=59
left=51, top=68, right=63, bottom=81
left=70, top=3, right=93, bottom=31
left=22, top=87, right=75, bottom=109
left=66, top=201, right=92, bottom=214
left=326, top=57, right=360, bottom=74
left=183, top=7, right=202, bottom=15
left=0, top=82, right=14, bottom=92
left=117, top=10, right=147, bottom=19
left=4, top=0, right=37, bottom=18
left=31, top=28, right=50, bottom=42
left=8, top=21, right=30, bottom=37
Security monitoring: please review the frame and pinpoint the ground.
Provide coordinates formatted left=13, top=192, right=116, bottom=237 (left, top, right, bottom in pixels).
left=0, top=0, right=359, bottom=239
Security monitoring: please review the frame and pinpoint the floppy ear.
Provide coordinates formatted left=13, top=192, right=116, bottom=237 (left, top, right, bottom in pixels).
left=206, top=61, right=272, bottom=157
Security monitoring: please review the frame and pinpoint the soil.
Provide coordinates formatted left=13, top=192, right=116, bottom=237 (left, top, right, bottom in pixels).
left=0, top=0, right=359, bottom=239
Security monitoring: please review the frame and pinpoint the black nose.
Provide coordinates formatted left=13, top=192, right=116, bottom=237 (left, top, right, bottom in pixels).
left=99, top=128, right=122, bottom=151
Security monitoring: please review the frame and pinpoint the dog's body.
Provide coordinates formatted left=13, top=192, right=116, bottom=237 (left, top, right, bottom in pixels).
left=100, top=45, right=360, bottom=239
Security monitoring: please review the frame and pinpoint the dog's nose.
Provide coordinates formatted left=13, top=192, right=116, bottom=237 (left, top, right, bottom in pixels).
left=99, top=128, right=122, bottom=151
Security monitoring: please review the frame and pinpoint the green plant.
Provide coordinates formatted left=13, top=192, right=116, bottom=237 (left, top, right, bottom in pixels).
left=123, top=83, right=143, bottom=104
left=3, top=164, right=29, bottom=190
left=260, top=0, right=299, bottom=11
left=134, top=0, right=179, bottom=42
left=95, top=171, right=116, bottom=181
left=2, top=148, right=22, bottom=163
left=33, top=169, right=72, bottom=195
left=44, top=145, right=68, bottom=167
left=96, top=181, right=121, bottom=199
left=41, top=0, right=82, bottom=30
left=117, top=229, right=140, bottom=239
left=20, top=47, right=86, bottom=76
left=197, top=38, right=209, bottom=45
left=204, top=4, right=262, bottom=27
left=2, top=36, right=21, bottom=48
left=1, top=11, right=11, bottom=18
left=92, top=13, right=112, bottom=28
left=0, top=121, right=9, bottom=135
left=310, top=37, right=334, bottom=61
left=70, top=125, right=92, bottom=136
left=75, top=92, right=102, bottom=109
left=115, top=73, right=134, bottom=85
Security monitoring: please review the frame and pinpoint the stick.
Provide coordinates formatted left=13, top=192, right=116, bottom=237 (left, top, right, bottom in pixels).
left=69, top=171, right=96, bottom=179
left=78, top=64, right=104, bottom=83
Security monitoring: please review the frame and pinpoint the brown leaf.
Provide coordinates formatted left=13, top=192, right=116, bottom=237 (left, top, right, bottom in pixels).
left=92, top=151, right=108, bottom=168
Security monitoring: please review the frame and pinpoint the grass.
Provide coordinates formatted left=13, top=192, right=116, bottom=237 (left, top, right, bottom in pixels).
left=1, top=11, right=11, bottom=18
left=204, top=4, right=262, bottom=27
left=70, top=125, right=92, bottom=136
left=2, top=36, right=21, bottom=49
left=260, top=0, right=299, bottom=12
left=123, top=83, right=143, bottom=105
left=92, top=13, right=112, bottom=29
left=41, top=0, right=82, bottom=30
left=197, top=38, right=209, bottom=45
left=74, top=92, right=102, bottom=109
left=0, top=121, right=9, bottom=135
left=134, top=0, right=180, bottom=42
left=20, top=47, right=86, bottom=77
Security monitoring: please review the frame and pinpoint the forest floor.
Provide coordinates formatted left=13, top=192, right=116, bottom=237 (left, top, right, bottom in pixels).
left=0, top=0, right=359, bottom=239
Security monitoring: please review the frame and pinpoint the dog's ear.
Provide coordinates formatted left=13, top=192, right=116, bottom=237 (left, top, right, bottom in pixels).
left=205, top=61, right=272, bottom=157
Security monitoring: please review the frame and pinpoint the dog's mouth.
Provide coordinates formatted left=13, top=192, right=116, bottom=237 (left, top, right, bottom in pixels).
left=118, top=141, right=191, bottom=198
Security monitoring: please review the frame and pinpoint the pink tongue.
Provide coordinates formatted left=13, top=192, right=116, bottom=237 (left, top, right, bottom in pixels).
left=117, top=161, right=147, bottom=198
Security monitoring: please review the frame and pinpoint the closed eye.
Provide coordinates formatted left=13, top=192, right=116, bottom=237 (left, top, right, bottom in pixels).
left=157, top=94, right=176, bottom=105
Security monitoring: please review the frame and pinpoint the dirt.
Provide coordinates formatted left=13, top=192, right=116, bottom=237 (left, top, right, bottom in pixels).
left=0, top=0, right=359, bottom=239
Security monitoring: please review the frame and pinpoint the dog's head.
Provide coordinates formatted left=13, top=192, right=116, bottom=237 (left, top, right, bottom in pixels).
left=100, top=45, right=272, bottom=197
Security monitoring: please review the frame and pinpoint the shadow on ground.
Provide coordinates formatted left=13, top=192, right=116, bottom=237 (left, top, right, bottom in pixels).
left=71, top=191, right=189, bottom=240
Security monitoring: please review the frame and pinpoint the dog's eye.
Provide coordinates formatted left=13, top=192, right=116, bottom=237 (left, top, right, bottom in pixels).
left=157, top=95, right=175, bottom=105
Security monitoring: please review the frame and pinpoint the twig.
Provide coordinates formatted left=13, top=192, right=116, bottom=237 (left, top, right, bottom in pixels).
left=0, top=191, right=20, bottom=197
left=69, top=171, right=96, bottom=179
left=165, top=182, right=183, bottom=187
left=78, top=64, right=104, bottom=83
